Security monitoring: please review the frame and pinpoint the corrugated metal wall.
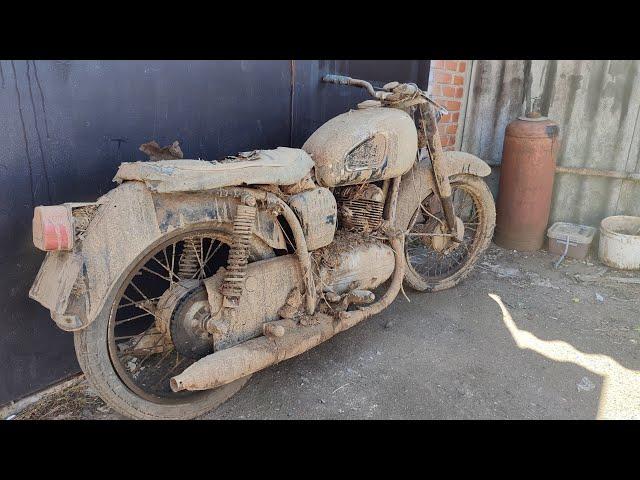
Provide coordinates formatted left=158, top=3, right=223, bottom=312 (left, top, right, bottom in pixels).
left=461, top=60, right=640, bottom=227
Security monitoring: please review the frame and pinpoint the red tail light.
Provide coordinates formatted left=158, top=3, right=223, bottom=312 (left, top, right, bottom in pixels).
left=33, top=205, right=74, bottom=251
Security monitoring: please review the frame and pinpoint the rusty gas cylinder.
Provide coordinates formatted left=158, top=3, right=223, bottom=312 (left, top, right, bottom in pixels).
left=494, top=113, right=560, bottom=251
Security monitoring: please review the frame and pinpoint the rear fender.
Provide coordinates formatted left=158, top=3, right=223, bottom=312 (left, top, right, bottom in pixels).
left=30, top=181, right=285, bottom=331
left=395, top=151, right=490, bottom=230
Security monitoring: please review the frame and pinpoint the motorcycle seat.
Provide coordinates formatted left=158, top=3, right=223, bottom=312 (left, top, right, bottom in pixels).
left=113, top=146, right=314, bottom=193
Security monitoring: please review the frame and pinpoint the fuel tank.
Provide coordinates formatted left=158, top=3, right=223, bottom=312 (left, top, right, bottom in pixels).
left=495, top=114, right=560, bottom=251
left=303, top=107, right=418, bottom=187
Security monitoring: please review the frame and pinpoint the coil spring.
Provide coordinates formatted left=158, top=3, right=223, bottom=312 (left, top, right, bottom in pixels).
left=178, top=236, right=203, bottom=279
left=221, top=204, right=256, bottom=300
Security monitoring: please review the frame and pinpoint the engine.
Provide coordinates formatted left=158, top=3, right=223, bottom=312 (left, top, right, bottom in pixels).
left=335, top=183, right=385, bottom=233
left=313, top=235, right=395, bottom=295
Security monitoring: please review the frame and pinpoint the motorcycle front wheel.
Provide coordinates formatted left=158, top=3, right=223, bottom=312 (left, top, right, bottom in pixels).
left=74, top=225, right=274, bottom=420
left=403, top=174, right=495, bottom=292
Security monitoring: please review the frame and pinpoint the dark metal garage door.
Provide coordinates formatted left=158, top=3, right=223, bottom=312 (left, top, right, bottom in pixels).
left=0, top=59, right=429, bottom=405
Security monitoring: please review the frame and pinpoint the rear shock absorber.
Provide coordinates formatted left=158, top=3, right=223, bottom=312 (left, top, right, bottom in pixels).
left=221, top=198, right=257, bottom=309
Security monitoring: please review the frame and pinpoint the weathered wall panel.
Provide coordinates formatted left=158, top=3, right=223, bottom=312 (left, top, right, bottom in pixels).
left=0, top=60, right=293, bottom=406
left=461, top=60, right=640, bottom=228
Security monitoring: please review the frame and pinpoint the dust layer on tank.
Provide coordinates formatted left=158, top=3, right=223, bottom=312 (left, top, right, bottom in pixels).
left=303, top=107, right=418, bottom=187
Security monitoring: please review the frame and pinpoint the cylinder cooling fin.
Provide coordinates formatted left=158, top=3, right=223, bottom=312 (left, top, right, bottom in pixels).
left=336, top=184, right=385, bottom=233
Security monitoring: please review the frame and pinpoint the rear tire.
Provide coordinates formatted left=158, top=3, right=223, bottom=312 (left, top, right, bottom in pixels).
left=74, top=225, right=273, bottom=420
left=74, top=319, right=249, bottom=420
left=403, top=174, right=495, bottom=292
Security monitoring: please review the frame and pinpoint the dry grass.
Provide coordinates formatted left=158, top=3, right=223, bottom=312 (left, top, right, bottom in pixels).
left=15, top=382, right=109, bottom=420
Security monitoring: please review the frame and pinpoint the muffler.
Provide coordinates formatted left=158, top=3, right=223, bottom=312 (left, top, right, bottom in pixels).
left=170, top=315, right=334, bottom=392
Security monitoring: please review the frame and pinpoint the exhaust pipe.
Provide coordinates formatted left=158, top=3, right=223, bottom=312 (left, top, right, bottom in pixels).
left=170, top=236, right=405, bottom=393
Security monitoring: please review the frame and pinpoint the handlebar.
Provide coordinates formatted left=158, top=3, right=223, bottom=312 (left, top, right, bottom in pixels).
left=322, top=74, right=449, bottom=116
left=322, top=74, right=377, bottom=97
left=322, top=74, right=351, bottom=85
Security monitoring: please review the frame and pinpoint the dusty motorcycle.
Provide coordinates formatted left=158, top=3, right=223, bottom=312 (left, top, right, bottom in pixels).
left=29, top=75, right=495, bottom=419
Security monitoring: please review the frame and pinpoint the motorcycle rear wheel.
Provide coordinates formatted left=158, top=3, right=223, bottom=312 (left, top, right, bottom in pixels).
left=74, top=225, right=274, bottom=419
left=403, top=174, right=495, bottom=292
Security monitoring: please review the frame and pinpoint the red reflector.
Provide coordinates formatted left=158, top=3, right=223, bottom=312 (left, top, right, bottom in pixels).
left=33, top=205, right=74, bottom=251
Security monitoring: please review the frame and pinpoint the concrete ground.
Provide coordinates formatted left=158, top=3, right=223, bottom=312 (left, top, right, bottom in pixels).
left=10, top=243, right=640, bottom=420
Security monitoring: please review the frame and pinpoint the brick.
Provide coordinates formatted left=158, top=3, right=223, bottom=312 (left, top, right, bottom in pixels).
left=455, top=87, right=464, bottom=98
left=446, top=124, right=458, bottom=135
left=433, top=60, right=445, bottom=69
left=445, top=61, right=458, bottom=71
left=458, top=61, right=466, bottom=73
left=453, top=74, right=464, bottom=86
left=449, top=134, right=457, bottom=144
left=441, top=85, right=456, bottom=98
left=440, top=113, right=452, bottom=123
left=435, top=72, right=452, bottom=84
left=445, top=100, right=461, bottom=111
left=430, top=85, right=442, bottom=96
left=440, top=134, right=452, bottom=147
left=452, top=112, right=460, bottom=122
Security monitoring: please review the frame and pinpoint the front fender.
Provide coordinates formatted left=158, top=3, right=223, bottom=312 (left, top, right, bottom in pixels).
left=394, top=151, right=491, bottom=230
left=444, top=151, right=491, bottom=178
left=30, top=181, right=285, bottom=331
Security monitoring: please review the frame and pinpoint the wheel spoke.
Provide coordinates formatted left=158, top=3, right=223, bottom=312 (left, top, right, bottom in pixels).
left=130, top=333, right=168, bottom=373
left=128, top=279, right=151, bottom=303
left=199, top=240, right=223, bottom=277
left=115, top=311, right=152, bottom=326
left=171, top=244, right=177, bottom=282
left=118, top=296, right=162, bottom=310
left=150, top=255, right=182, bottom=282
left=141, top=265, right=172, bottom=283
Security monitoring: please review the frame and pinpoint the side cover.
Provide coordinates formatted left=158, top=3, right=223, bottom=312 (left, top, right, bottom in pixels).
left=287, top=188, right=337, bottom=250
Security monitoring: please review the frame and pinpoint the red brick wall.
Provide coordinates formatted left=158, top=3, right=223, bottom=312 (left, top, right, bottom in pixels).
left=427, top=60, right=468, bottom=151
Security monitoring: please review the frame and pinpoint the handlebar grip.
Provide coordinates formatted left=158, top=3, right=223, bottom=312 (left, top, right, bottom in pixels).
left=322, top=74, right=352, bottom=85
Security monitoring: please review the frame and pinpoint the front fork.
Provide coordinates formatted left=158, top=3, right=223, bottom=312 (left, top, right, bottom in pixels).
left=417, top=102, right=458, bottom=235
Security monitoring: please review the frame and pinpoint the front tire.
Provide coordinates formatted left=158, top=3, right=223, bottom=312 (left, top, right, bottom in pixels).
left=403, top=174, right=495, bottom=292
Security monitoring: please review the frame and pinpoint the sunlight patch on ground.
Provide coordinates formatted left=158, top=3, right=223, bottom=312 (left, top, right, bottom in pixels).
left=489, top=293, right=640, bottom=420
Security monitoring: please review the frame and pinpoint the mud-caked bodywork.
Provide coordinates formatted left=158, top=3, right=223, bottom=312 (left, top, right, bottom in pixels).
left=28, top=76, right=497, bottom=420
